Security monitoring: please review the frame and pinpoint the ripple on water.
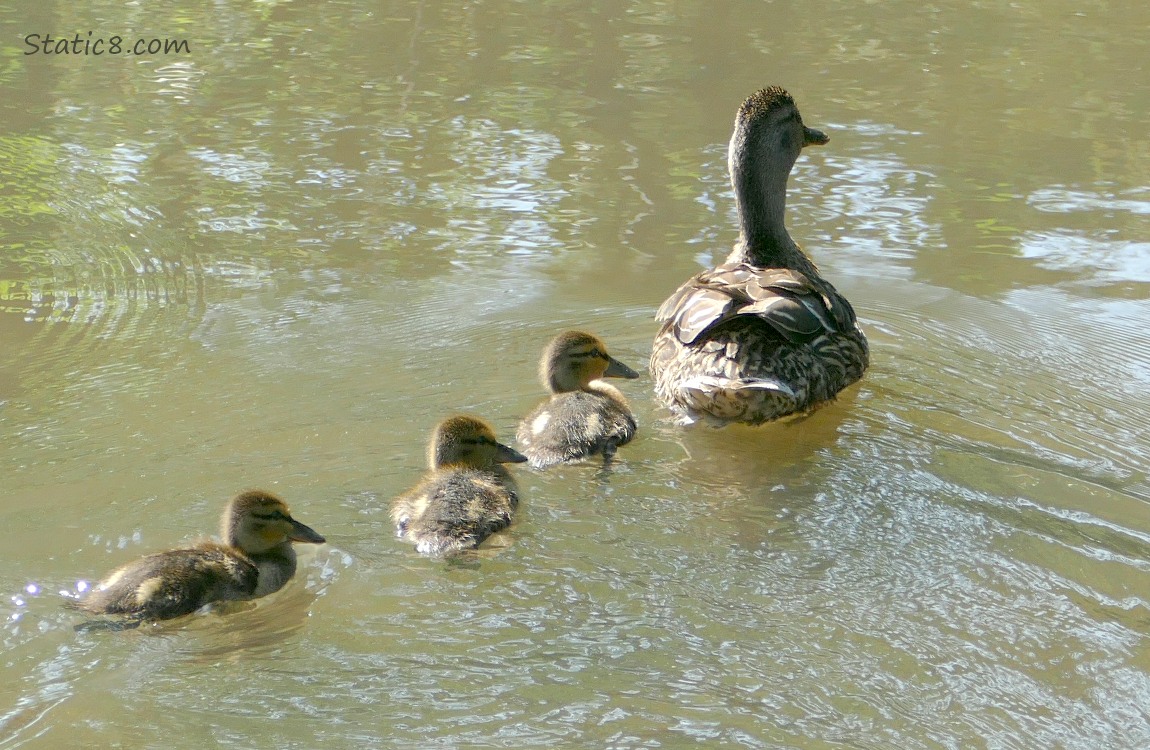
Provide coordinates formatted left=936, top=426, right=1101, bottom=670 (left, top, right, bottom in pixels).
left=0, top=542, right=347, bottom=745
left=1029, top=186, right=1150, bottom=216
left=1019, top=231, right=1150, bottom=285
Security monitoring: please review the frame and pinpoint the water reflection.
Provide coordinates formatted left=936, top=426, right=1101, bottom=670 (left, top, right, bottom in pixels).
left=1020, top=232, right=1150, bottom=285
left=145, top=62, right=207, bottom=102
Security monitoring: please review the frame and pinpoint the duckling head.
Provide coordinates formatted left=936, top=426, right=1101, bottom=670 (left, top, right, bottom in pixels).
left=540, top=330, right=640, bottom=394
left=222, top=490, right=326, bottom=555
left=428, top=415, right=528, bottom=470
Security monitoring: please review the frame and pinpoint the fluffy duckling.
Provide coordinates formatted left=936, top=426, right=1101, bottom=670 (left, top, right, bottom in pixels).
left=516, top=330, right=640, bottom=468
left=391, top=415, right=527, bottom=556
left=79, top=490, right=325, bottom=623
left=651, top=87, right=869, bottom=425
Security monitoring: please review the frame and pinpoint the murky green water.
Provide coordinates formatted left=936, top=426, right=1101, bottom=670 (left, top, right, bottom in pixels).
left=3, top=1, right=1149, bottom=747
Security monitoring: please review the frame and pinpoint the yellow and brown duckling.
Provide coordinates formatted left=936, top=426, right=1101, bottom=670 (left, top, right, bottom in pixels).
left=651, top=87, right=869, bottom=425
left=517, top=331, right=640, bottom=468
left=391, top=415, right=527, bottom=556
left=79, top=490, right=325, bottom=624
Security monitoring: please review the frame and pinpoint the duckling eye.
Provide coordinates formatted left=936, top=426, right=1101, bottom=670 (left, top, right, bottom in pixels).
left=253, top=510, right=289, bottom=522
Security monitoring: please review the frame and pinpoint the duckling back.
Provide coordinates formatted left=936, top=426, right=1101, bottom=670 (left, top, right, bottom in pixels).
left=79, top=543, right=259, bottom=622
left=392, top=415, right=526, bottom=556
left=391, top=467, right=519, bottom=556
left=517, top=386, right=637, bottom=468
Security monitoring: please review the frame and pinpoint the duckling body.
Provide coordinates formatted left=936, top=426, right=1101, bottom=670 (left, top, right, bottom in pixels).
left=79, top=490, right=325, bottom=623
left=392, top=415, right=527, bottom=556
left=651, top=87, right=868, bottom=425
left=79, top=544, right=259, bottom=621
left=517, top=331, right=640, bottom=468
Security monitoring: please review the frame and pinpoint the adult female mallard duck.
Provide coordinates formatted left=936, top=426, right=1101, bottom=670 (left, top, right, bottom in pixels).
left=650, top=86, right=869, bottom=425
left=391, top=415, right=527, bottom=556
left=79, top=490, right=325, bottom=624
left=517, top=330, right=639, bottom=468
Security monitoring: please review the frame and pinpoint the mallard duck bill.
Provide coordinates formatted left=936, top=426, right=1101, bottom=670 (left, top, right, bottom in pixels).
left=804, top=126, right=829, bottom=146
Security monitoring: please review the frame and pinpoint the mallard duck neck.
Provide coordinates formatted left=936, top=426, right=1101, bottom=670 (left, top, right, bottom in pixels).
left=728, top=140, right=818, bottom=274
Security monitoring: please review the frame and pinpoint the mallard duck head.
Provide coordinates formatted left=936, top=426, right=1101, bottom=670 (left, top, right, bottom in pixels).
left=222, top=490, right=326, bottom=555
left=428, top=415, right=528, bottom=470
left=730, top=86, right=828, bottom=172
left=540, top=330, right=640, bottom=394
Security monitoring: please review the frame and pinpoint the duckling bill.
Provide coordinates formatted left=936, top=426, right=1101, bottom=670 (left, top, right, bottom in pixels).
left=517, top=330, right=639, bottom=468
left=650, top=87, right=869, bottom=425
left=391, top=415, right=527, bottom=556
left=78, top=490, right=324, bottom=624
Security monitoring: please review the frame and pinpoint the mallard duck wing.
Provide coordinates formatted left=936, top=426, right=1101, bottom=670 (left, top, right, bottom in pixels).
left=658, top=263, right=857, bottom=346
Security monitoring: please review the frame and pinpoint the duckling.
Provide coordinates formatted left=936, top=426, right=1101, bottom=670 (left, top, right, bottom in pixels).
left=391, top=415, right=527, bottom=556
left=79, top=490, right=325, bottom=623
left=516, top=330, right=640, bottom=468
left=651, top=86, right=869, bottom=425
